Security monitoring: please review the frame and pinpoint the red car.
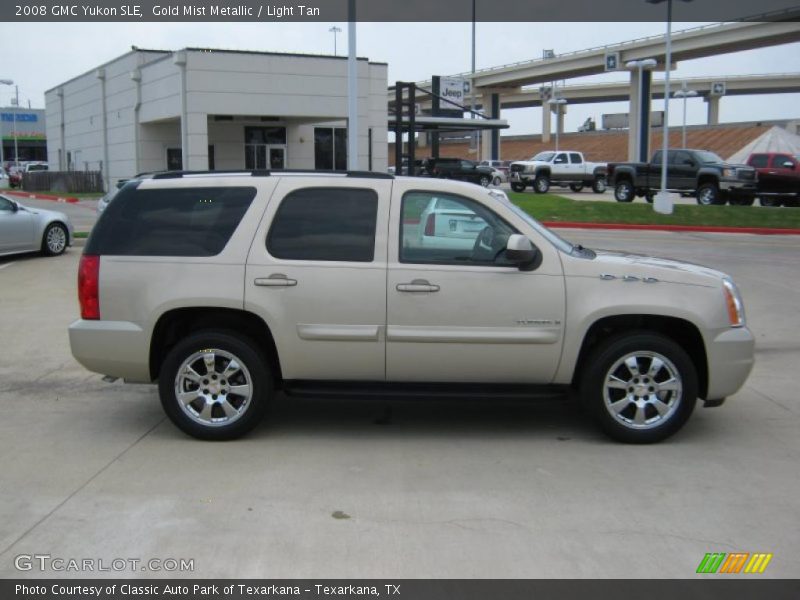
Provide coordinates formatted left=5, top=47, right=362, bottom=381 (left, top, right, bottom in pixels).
left=746, top=152, right=800, bottom=207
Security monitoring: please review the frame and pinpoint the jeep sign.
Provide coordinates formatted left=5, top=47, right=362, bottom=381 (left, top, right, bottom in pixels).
left=440, top=77, right=466, bottom=108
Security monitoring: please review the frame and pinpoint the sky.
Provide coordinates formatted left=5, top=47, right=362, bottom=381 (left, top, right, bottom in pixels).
left=1, top=21, right=799, bottom=136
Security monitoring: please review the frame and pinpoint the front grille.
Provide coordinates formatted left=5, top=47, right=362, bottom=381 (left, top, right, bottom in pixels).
left=510, top=164, right=525, bottom=173
left=738, top=169, right=755, bottom=181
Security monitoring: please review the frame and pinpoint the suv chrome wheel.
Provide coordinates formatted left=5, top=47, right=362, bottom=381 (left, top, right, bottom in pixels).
left=174, top=348, right=253, bottom=427
left=159, top=330, right=271, bottom=440
left=580, top=332, right=697, bottom=443
left=603, top=351, right=681, bottom=430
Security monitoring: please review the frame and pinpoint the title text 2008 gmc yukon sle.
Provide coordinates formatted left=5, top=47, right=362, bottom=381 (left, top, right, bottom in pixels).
left=69, top=171, right=754, bottom=443
left=608, top=149, right=757, bottom=205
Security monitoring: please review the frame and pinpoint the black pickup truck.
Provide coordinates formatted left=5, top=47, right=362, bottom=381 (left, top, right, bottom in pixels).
left=607, top=149, right=758, bottom=206
left=425, top=157, right=498, bottom=187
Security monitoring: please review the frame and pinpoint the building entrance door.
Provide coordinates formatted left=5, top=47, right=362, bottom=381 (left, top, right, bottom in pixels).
left=246, top=144, right=286, bottom=170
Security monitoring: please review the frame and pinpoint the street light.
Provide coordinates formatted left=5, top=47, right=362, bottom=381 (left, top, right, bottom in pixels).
left=328, top=25, right=341, bottom=56
left=0, top=79, right=12, bottom=173
left=646, top=0, right=694, bottom=215
left=673, top=83, right=698, bottom=148
left=625, top=58, right=658, bottom=163
left=548, top=97, right=568, bottom=152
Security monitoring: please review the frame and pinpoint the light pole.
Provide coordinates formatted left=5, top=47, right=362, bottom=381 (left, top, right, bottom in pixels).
left=624, top=58, right=657, bottom=163
left=12, top=85, right=19, bottom=167
left=328, top=25, right=341, bottom=56
left=673, top=83, right=697, bottom=149
left=0, top=79, right=11, bottom=174
left=548, top=97, right=568, bottom=152
left=647, top=0, right=694, bottom=215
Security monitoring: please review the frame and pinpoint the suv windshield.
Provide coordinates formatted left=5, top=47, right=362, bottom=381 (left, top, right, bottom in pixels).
left=490, top=190, right=574, bottom=254
left=530, top=152, right=555, bottom=162
left=695, top=151, right=724, bottom=164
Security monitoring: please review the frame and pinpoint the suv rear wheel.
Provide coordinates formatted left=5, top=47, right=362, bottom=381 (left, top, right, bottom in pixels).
left=510, top=182, right=526, bottom=193
left=159, top=330, right=271, bottom=440
left=579, top=332, right=697, bottom=443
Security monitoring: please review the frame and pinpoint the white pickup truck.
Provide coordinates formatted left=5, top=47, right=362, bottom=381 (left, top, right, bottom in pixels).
left=509, top=151, right=607, bottom=194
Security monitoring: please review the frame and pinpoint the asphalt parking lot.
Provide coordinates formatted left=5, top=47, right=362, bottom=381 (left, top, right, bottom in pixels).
left=0, top=230, right=799, bottom=579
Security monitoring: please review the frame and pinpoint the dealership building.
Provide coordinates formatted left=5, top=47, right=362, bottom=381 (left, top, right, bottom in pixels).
left=44, top=48, right=389, bottom=189
left=1, top=107, right=47, bottom=166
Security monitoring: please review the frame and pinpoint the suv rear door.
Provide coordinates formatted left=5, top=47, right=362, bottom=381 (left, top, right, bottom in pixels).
left=245, top=177, right=392, bottom=381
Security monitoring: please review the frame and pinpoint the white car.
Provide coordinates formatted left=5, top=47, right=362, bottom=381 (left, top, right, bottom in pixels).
left=414, top=196, right=489, bottom=253
left=0, top=194, right=74, bottom=257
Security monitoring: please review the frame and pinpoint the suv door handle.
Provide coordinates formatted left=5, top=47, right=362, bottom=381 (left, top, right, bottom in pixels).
left=397, top=279, right=440, bottom=293
left=254, top=274, right=297, bottom=287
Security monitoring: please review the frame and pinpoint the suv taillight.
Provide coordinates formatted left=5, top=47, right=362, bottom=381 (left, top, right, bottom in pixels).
left=78, top=255, right=100, bottom=320
left=424, top=214, right=436, bottom=236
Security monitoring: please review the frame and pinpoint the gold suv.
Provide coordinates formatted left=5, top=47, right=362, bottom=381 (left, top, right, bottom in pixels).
left=69, top=171, right=754, bottom=443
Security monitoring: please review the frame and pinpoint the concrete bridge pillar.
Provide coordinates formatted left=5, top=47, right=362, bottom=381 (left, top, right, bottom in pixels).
left=705, top=96, right=720, bottom=125
left=480, top=92, right=501, bottom=160
left=542, top=105, right=551, bottom=143
left=627, top=69, right=652, bottom=162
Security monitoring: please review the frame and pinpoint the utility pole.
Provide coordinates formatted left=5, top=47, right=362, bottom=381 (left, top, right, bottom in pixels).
left=329, top=25, right=341, bottom=56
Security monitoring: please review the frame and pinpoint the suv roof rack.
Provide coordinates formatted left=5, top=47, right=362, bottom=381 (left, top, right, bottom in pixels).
left=148, top=169, right=394, bottom=180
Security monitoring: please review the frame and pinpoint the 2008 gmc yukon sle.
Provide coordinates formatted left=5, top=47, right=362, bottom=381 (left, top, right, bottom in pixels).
left=69, top=171, right=754, bottom=443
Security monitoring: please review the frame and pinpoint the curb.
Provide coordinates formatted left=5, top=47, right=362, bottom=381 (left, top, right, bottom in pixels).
left=541, top=221, right=800, bottom=235
left=6, top=190, right=80, bottom=204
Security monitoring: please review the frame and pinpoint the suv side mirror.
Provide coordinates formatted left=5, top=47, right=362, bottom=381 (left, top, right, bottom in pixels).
left=9, top=200, right=18, bottom=212
left=782, top=161, right=794, bottom=169
left=505, top=234, right=540, bottom=271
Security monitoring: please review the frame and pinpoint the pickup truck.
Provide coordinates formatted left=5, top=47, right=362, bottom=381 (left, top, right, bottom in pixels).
left=8, top=162, right=49, bottom=189
left=425, top=157, right=497, bottom=187
left=746, top=152, right=800, bottom=207
left=607, top=149, right=757, bottom=206
left=509, top=151, right=607, bottom=194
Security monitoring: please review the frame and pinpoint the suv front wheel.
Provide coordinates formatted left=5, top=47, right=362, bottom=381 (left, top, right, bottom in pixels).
left=580, top=332, right=697, bottom=443
left=159, top=330, right=271, bottom=440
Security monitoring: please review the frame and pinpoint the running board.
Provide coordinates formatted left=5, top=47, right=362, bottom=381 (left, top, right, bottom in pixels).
left=282, top=381, right=570, bottom=402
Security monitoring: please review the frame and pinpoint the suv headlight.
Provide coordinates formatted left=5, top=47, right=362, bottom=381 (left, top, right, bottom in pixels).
left=722, top=167, right=736, bottom=178
left=722, top=278, right=745, bottom=327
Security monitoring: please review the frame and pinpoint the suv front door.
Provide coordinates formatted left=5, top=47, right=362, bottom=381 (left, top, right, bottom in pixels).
left=245, top=178, right=392, bottom=381
left=386, top=188, right=565, bottom=383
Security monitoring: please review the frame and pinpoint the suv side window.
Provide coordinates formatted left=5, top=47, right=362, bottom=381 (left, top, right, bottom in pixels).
left=0, top=196, right=14, bottom=211
left=569, top=153, right=583, bottom=164
left=400, top=191, right=518, bottom=267
left=675, top=151, right=694, bottom=166
left=554, top=153, right=568, bottom=164
left=749, top=154, right=769, bottom=168
left=86, top=186, right=256, bottom=257
left=267, top=187, right=378, bottom=262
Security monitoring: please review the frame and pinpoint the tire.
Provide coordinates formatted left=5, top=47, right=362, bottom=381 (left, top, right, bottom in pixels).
left=645, top=192, right=654, bottom=204
left=158, top=330, right=272, bottom=440
left=696, top=183, right=723, bottom=206
left=592, top=177, right=607, bottom=194
left=510, top=182, right=526, bottom=193
left=614, top=180, right=635, bottom=202
left=492, top=176, right=502, bottom=187
left=579, top=332, right=698, bottom=444
left=729, top=196, right=754, bottom=206
left=533, top=174, right=550, bottom=194
left=759, top=196, right=782, bottom=208
left=41, top=222, right=68, bottom=256
left=479, top=175, right=491, bottom=187
left=569, top=183, right=584, bottom=193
